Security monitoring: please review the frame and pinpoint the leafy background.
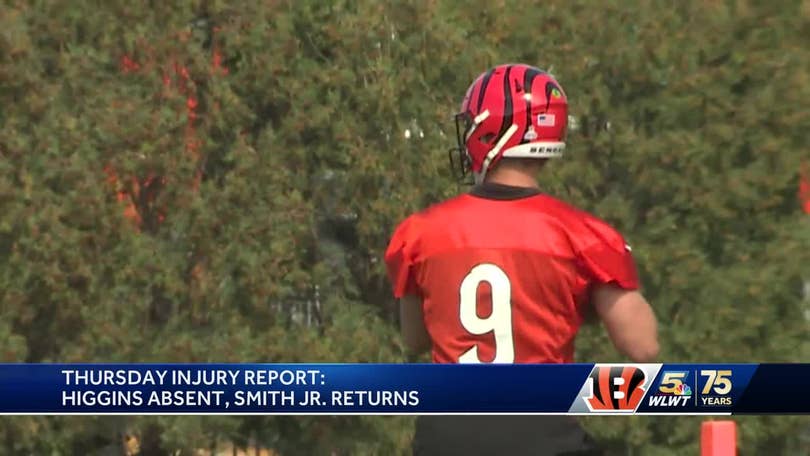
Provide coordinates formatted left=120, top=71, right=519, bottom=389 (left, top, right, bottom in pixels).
left=1, top=0, right=809, bottom=454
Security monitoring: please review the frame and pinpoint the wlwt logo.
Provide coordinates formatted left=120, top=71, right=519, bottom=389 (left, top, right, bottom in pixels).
left=647, top=371, right=693, bottom=407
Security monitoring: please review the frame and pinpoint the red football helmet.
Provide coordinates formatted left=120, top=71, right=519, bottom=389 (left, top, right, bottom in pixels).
left=451, top=64, right=568, bottom=183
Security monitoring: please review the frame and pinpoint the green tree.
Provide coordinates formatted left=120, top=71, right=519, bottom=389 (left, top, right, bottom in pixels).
left=1, top=0, right=808, bottom=454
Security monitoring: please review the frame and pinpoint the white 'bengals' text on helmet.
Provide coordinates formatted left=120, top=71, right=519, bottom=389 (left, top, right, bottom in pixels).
left=450, top=63, right=568, bottom=183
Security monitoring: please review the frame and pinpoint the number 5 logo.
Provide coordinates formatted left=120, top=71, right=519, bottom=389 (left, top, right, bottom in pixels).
left=658, top=371, right=687, bottom=394
left=458, top=263, right=515, bottom=364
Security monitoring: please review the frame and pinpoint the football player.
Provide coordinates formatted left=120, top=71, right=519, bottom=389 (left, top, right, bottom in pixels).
left=384, top=64, right=659, bottom=456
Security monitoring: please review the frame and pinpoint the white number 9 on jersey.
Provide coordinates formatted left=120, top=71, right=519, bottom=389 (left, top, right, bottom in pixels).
left=458, top=263, right=515, bottom=363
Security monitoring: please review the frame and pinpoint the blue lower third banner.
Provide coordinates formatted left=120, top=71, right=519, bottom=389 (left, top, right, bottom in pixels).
left=0, top=364, right=808, bottom=415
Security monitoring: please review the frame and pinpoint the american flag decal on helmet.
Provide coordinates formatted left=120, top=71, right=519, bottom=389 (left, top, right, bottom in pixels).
left=537, top=114, right=555, bottom=126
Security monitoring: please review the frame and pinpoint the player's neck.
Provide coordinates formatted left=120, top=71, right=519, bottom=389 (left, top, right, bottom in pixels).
left=484, top=169, right=540, bottom=189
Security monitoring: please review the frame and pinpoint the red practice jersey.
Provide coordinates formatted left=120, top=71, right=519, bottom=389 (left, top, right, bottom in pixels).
left=385, top=183, right=639, bottom=364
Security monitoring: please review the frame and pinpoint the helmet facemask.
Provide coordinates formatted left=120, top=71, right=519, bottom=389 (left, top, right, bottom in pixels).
left=448, top=111, right=474, bottom=184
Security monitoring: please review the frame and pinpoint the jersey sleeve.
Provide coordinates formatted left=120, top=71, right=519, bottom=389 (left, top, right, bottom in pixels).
left=384, top=216, right=421, bottom=299
left=577, top=217, right=640, bottom=290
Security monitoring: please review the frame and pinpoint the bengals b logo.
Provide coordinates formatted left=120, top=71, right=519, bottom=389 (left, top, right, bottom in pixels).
left=584, top=365, right=647, bottom=412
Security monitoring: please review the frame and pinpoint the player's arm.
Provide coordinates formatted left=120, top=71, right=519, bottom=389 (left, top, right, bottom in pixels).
left=576, top=216, right=659, bottom=362
left=384, top=216, right=430, bottom=354
left=592, top=285, right=659, bottom=363
left=399, top=294, right=431, bottom=354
